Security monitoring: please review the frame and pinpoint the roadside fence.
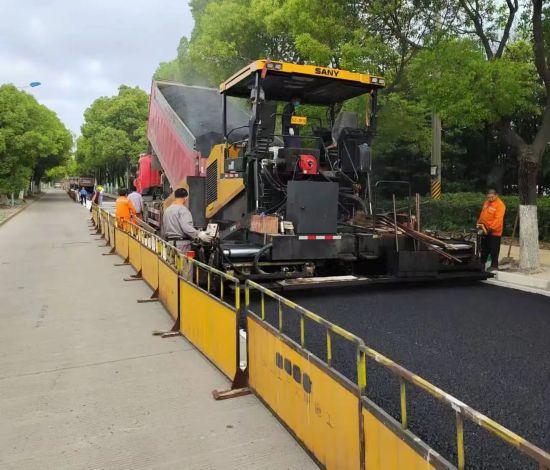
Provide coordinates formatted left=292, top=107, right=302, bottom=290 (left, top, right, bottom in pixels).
left=89, top=202, right=550, bottom=470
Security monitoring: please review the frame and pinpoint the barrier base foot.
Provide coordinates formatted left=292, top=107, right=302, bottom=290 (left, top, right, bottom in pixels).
left=102, top=247, right=116, bottom=256
left=152, top=330, right=181, bottom=338
left=114, top=260, right=130, bottom=266
left=138, top=289, right=159, bottom=303
left=212, top=387, right=251, bottom=401
left=124, top=271, right=142, bottom=281
left=152, top=317, right=180, bottom=337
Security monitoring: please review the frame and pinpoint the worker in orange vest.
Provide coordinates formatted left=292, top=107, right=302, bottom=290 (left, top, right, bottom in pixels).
left=115, top=188, right=136, bottom=230
left=477, top=189, right=506, bottom=271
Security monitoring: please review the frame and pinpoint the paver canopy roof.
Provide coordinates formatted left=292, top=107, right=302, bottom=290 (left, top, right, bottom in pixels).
left=219, top=60, right=385, bottom=105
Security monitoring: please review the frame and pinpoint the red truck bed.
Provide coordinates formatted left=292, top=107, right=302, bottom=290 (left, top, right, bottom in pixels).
left=146, top=81, right=249, bottom=190
left=147, top=81, right=248, bottom=188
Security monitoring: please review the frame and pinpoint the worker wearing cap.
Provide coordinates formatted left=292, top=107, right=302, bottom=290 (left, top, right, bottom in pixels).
left=477, top=189, right=506, bottom=271
left=89, top=186, right=101, bottom=212
left=115, top=188, right=136, bottom=230
left=162, top=187, right=213, bottom=253
left=97, top=185, right=104, bottom=205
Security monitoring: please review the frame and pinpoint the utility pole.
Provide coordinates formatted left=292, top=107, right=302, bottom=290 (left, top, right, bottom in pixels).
left=431, top=9, right=443, bottom=200
left=430, top=111, right=442, bottom=199
left=126, top=156, right=130, bottom=189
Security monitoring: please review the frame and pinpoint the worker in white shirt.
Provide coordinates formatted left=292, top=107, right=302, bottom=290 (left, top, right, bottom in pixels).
left=128, top=185, right=143, bottom=220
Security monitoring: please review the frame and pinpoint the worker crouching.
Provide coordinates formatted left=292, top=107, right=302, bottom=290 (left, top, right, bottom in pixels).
left=162, top=187, right=213, bottom=254
left=477, top=189, right=506, bottom=271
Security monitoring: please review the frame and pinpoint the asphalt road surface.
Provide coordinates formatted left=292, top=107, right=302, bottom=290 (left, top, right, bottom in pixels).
left=253, top=282, right=550, bottom=469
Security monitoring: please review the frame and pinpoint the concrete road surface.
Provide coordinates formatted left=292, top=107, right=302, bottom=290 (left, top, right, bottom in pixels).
left=0, top=190, right=316, bottom=470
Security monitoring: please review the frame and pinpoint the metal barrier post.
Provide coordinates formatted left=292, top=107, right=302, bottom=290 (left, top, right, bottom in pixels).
left=357, top=348, right=366, bottom=395
left=400, top=378, right=408, bottom=430
left=101, top=210, right=117, bottom=256
left=326, top=329, right=332, bottom=368
left=456, top=412, right=465, bottom=470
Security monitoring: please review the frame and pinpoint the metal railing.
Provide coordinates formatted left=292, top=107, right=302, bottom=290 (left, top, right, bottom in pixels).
left=94, top=202, right=550, bottom=470
left=360, top=344, right=550, bottom=470
left=245, top=279, right=366, bottom=392
left=124, top=219, right=240, bottom=308
left=244, top=279, right=550, bottom=470
left=189, top=258, right=241, bottom=310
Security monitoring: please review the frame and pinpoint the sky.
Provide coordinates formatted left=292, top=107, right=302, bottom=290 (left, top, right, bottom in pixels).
left=0, top=0, right=194, bottom=135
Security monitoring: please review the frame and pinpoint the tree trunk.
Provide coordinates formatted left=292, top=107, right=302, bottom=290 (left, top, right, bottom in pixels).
left=517, top=148, right=540, bottom=270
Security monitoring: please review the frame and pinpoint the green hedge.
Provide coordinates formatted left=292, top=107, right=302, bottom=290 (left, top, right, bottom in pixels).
left=421, top=193, right=550, bottom=241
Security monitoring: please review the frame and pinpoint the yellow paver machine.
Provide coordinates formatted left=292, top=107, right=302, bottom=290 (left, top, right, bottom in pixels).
left=146, top=60, right=488, bottom=289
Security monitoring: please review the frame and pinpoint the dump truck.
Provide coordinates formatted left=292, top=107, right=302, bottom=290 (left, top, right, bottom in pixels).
left=143, top=60, right=487, bottom=289
left=133, top=154, right=161, bottom=196
left=140, top=81, right=249, bottom=228
left=64, top=177, right=95, bottom=202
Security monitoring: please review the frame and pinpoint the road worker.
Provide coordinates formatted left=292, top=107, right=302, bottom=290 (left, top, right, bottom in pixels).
left=477, top=189, right=506, bottom=271
left=128, top=185, right=143, bottom=220
left=115, top=188, right=136, bottom=230
left=162, top=187, right=213, bottom=253
left=97, top=185, right=104, bottom=205
left=89, top=186, right=101, bottom=212
left=79, top=186, right=88, bottom=205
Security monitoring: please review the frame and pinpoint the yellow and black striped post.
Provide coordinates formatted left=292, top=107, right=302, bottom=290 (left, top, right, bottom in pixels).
left=431, top=179, right=442, bottom=200
left=431, top=110, right=442, bottom=200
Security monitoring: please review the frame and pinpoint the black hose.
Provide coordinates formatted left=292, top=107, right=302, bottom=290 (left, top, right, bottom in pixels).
left=253, top=243, right=273, bottom=275
left=340, top=192, right=369, bottom=215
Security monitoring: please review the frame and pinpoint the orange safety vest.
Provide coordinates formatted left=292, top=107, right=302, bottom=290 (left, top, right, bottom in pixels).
left=477, top=197, right=506, bottom=236
left=115, top=196, right=136, bottom=229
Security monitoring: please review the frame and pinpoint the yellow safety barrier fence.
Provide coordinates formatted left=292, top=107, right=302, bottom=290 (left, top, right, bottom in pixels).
left=115, top=226, right=129, bottom=261
left=245, top=279, right=365, bottom=470
left=88, top=203, right=550, bottom=470
left=91, top=203, right=99, bottom=226
left=124, top=219, right=241, bottom=380
left=98, top=208, right=108, bottom=241
left=179, top=258, right=241, bottom=380
left=108, top=213, right=115, bottom=248
left=127, top=224, right=142, bottom=273
left=100, top=211, right=107, bottom=239
left=244, top=279, right=550, bottom=470
left=359, top=344, right=550, bottom=470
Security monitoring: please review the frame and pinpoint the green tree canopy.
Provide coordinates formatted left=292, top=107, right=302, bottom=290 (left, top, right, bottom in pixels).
left=0, top=84, right=72, bottom=195
left=152, top=0, right=549, bottom=268
left=75, top=85, right=148, bottom=185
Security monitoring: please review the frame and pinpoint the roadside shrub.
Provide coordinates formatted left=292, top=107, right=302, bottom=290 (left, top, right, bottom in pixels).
left=421, top=193, right=550, bottom=241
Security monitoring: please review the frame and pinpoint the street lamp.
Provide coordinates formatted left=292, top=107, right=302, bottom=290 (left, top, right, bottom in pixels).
left=18, top=82, right=42, bottom=90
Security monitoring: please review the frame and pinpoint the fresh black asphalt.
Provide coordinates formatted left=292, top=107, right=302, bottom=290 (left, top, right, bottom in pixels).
left=249, top=282, right=550, bottom=469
